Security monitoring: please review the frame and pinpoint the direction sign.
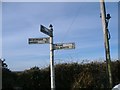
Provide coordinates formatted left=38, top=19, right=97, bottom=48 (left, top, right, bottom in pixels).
left=28, top=37, right=50, bottom=44
left=40, top=25, right=52, bottom=37
left=29, top=24, right=76, bottom=89
left=53, top=43, right=75, bottom=50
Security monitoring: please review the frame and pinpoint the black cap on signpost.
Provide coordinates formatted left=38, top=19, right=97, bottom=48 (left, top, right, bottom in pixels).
left=49, top=24, right=53, bottom=28
left=49, top=24, right=53, bottom=31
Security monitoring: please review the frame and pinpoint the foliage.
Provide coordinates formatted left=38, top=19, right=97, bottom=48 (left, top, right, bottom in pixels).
left=72, top=62, right=108, bottom=89
left=1, top=59, right=17, bottom=90
left=55, top=63, right=82, bottom=89
left=2, top=68, right=17, bottom=90
left=15, top=66, right=50, bottom=90
left=2, top=60, right=120, bottom=90
left=0, top=59, right=8, bottom=68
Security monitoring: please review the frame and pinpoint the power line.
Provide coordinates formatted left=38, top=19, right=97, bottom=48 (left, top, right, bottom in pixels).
left=61, top=6, right=81, bottom=43
left=54, top=6, right=81, bottom=61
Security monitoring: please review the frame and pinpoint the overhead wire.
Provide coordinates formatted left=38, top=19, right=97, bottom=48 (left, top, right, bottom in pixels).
left=61, top=6, right=81, bottom=43
left=54, top=5, right=81, bottom=63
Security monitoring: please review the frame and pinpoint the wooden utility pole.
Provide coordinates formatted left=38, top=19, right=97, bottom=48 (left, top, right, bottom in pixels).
left=100, top=0, right=112, bottom=88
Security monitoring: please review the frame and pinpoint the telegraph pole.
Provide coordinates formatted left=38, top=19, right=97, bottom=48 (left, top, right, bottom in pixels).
left=100, top=0, right=112, bottom=88
left=49, top=24, right=55, bottom=90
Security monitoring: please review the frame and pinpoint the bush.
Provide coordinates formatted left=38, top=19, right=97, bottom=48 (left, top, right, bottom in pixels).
left=2, top=60, right=120, bottom=90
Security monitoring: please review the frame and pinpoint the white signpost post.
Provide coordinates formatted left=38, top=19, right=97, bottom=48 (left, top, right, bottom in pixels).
left=28, top=24, right=75, bottom=90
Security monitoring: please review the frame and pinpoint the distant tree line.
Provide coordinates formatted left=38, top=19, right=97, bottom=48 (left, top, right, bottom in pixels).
left=1, top=59, right=120, bottom=90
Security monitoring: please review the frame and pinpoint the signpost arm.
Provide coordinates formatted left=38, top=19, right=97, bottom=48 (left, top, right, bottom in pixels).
left=49, top=24, right=55, bottom=90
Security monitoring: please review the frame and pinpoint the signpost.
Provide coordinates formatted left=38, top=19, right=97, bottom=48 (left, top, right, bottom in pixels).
left=29, top=37, right=50, bottom=44
left=54, top=43, right=75, bottom=50
left=28, top=24, right=75, bottom=90
left=41, top=25, right=52, bottom=37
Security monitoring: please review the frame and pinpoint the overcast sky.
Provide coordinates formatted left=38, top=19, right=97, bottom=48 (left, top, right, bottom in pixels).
left=1, top=2, right=118, bottom=71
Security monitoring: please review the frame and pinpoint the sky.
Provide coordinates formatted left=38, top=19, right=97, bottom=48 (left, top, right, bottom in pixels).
left=1, top=2, right=118, bottom=71
left=1, top=0, right=120, bottom=2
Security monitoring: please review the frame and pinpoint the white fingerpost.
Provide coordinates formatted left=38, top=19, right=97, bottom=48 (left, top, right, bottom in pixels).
left=49, top=24, right=55, bottom=90
left=28, top=24, right=75, bottom=90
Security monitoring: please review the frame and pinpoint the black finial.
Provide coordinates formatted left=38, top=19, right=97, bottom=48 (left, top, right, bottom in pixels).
left=49, top=24, right=53, bottom=28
